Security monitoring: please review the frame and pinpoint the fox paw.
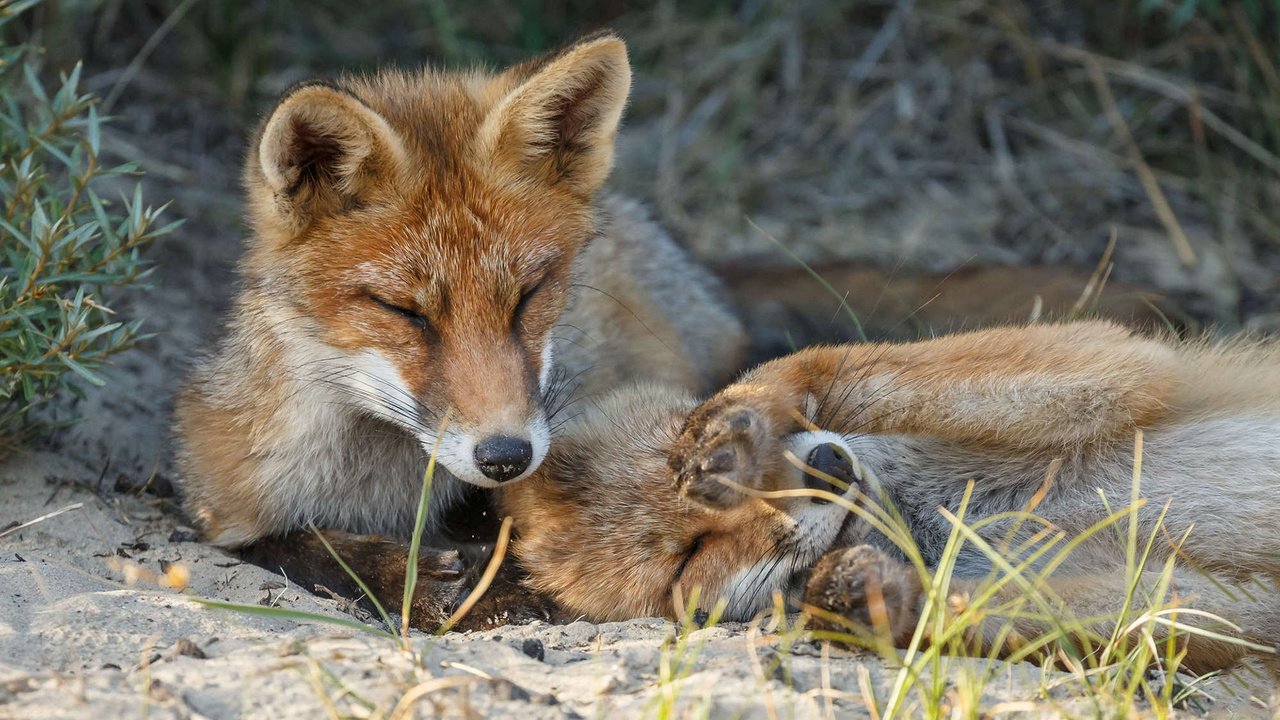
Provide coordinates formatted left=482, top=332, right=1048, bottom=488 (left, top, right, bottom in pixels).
left=425, top=565, right=566, bottom=633
left=402, top=549, right=469, bottom=627
left=669, top=402, right=783, bottom=509
left=804, top=545, right=922, bottom=647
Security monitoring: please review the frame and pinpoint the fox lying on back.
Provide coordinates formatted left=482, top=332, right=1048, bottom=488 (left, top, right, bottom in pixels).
left=502, top=321, right=1280, bottom=674
left=174, top=32, right=744, bottom=612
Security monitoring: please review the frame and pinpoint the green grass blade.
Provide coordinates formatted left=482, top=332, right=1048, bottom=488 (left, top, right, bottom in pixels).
left=747, top=217, right=867, bottom=341
left=307, top=523, right=395, bottom=632
left=401, top=414, right=448, bottom=644
left=191, top=598, right=393, bottom=639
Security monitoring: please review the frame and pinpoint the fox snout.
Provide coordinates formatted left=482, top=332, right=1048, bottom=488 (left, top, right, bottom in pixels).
left=802, top=442, right=859, bottom=504
left=473, top=435, right=534, bottom=482
left=338, top=344, right=551, bottom=488
left=434, top=413, right=550, bottom=488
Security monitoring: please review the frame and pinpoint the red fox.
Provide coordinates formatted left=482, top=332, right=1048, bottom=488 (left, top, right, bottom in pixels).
left=500, top=321, right=1280, bottom=674
left=174, top=32, right=746, bottom=602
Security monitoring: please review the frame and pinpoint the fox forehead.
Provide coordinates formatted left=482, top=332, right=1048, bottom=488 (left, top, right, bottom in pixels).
left=298, top=180, right=585, bottom=297
left=507, top=455, right=799, bottom=613
left=342, top=232, right=566, bottom=292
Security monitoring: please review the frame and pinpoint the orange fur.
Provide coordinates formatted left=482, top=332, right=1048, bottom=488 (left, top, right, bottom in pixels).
left=504, top=321, right=1280, bottom=674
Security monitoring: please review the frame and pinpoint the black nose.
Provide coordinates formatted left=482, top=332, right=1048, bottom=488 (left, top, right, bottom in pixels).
left=473, top=435, right=533, bottom=482
left=803, top=443, right=855, bottom=504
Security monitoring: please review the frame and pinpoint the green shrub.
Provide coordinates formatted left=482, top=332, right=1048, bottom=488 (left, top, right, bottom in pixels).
left=0, top=0, right=176, bottom=456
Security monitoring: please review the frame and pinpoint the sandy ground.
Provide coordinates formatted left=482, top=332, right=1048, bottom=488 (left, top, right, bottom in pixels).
left=3, top=451, right=1277, bottom=719
left=0, top=451, right=1057, bottom=719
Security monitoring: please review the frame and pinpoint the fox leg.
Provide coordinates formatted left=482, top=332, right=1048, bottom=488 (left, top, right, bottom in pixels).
left=240, top=530, right=563, bottom=632
left=804, top=545, right=1279, bottom=675
left=673, top=321, right=1178, bottom=459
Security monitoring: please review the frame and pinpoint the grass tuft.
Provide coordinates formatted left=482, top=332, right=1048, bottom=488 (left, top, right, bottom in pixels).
left=789, top=430, right=1271, bottom=718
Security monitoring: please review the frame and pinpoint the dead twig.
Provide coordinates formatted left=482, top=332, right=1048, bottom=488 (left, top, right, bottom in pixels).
left=0, top=502, right=84, bottom=539
left=1086, top=59, right=1197, bottom=267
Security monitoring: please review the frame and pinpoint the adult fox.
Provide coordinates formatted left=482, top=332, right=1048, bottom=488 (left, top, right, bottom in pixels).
left=174, top=32, right=745, bottom=604
left=501, top=321, right=1280, bottom=674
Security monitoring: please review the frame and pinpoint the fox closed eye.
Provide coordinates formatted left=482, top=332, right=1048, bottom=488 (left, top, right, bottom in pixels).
left=370, top=295, right=434, bottom=335
left=673, top=533, right=708, bottom=582
left=513, top=281, right=544, bottom=328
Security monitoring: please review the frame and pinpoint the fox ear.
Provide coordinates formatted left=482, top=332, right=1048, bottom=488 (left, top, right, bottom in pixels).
left=255, top=83, right=405, bottom=228
left=480, top=33, right=631, bottom=197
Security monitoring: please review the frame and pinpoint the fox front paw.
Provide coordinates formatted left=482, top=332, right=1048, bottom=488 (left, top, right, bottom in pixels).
left=405, top=555, right=469, bottom=631
left=804, top=545, right=922, bottom=647
left=414, top=550, right=565, bottom=630
left=669, top=402, right=784, bottom=509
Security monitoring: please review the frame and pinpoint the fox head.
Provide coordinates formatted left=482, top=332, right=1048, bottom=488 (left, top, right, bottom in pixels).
left=499, top=385, right=870, bottom=621
left=240, top=33, right=631, bottom=487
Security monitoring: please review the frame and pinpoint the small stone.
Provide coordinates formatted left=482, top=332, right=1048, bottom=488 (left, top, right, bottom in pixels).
left=148, top=476, right=177, bottom=498
left=521, top=638, right=545, bottom=661
left=172, top=638, right=207, bottom=659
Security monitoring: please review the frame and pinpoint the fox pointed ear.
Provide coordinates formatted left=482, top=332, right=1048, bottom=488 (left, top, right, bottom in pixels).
left=254, top=83, right=405, bottom=229
left=479, top=33, right=631, bottom=197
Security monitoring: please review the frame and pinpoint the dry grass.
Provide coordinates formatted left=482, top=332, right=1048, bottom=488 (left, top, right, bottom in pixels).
left=606, top=1, right=1280, bottom=332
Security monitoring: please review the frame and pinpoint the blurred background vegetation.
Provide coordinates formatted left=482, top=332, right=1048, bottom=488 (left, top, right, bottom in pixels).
left=4, top=0, right=1280, bottom=455
left=11, top=0, right=1280, bottom=313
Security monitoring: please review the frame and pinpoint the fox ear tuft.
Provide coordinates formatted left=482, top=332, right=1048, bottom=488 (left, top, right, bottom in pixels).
left=480, top=33, right=631, bottom=197
left=255, top=83, right=404, bottom=229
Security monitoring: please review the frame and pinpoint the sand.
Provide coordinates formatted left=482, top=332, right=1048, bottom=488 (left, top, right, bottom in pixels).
left=0, top=446, right=1058, bottom=719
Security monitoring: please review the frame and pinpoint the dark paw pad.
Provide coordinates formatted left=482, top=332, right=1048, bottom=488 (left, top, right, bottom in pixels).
left=672, top=405, right=776, bottom=509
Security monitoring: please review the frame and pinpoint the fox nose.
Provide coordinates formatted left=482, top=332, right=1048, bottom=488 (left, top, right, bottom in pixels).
left=473, top=435, right=533, bottom=482
left=803, top=443, right=856, bottom=504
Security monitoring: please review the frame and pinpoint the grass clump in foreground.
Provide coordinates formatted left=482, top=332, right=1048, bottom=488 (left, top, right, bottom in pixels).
left=776, top=430, right=1276, bottom=719
left=0, top=0, right=176, bottom=457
